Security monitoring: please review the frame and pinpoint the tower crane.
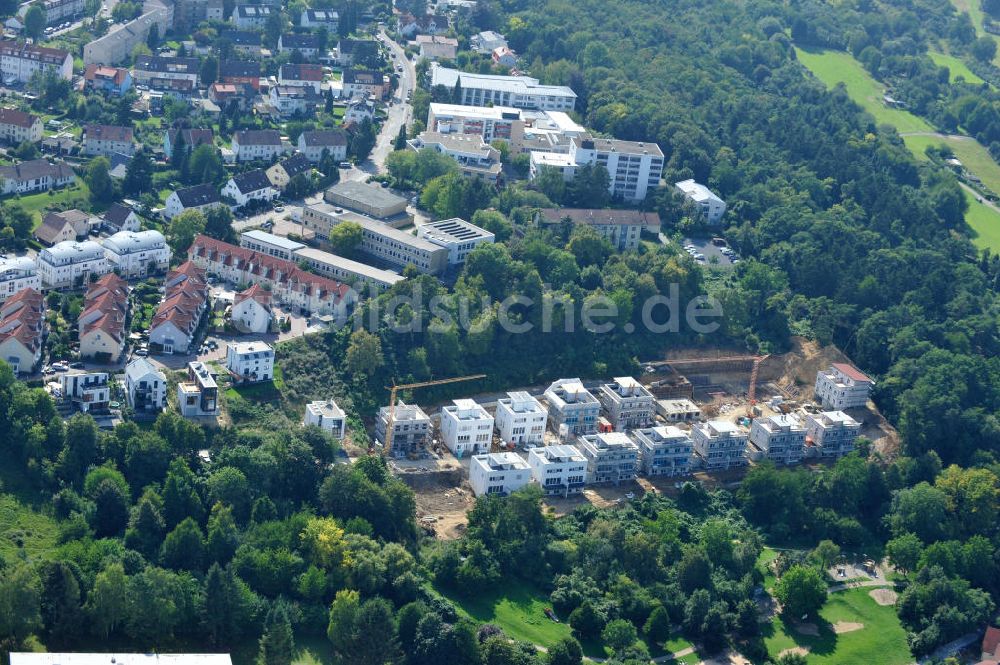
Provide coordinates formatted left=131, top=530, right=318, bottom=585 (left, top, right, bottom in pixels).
left=380, top=374, right=487, bottom=457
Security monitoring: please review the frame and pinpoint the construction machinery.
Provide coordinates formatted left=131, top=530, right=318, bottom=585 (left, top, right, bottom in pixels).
left=380, top=374, right=486, bottom=458
left=645, top=354, right=770, bottom=417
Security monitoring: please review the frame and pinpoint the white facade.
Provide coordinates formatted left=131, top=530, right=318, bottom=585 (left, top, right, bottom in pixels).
left=232, top=131, right=285, bottom=162
left=38, top=240, right=110, bottom=288
left=416, top=217, right=495, bottom=265
left=407, top=131, right=503, bottom=182
left=164, top=185, right=224, bottom=220
left=430, top=65, right=576, bottom=111
left=537, top=136, right=664, bottom=203
left=240, top=230, right=305, bottom=261
left=0, top=41, right=73, bottom=84
left=577, top=431, right=639, bottom=485
left=440, top=398, right=494, bottom=457
left=303, top=399, right=346, bottom=438
left=230, top=294, right=271, bottom=333
left=0, top=257, right=40, bottom=303
left=469, top=452, right=530, bottom=497
left=674, top=179, right=726, bottom=225
left=124, top=358, right=167, bottom=412
left=544, top=378, right=600, bottom=436
left=805, top=410, right=861, bottom=459
left=292, top=247, right=405, bottom=292
left=297, top=130, right=348, bottom=162
left=691, top=420, right=748, bottom=470
left=375, top=400, right=431, bottom=457
left=631, top=425, right=694, bottom=477
left=527, top=444, right=586, bottom=496
left=814, top=364, right=874, bottom=410
left=58, top=372, right=110, bottom=413
left=495, top=391, right=547, bottom=447
left=222, top=171, right=279, bottom=207
left=225, top=341, right=274, bottom=383
left=597, top=376, right=655, bottom=431
left=749, top=414, right=806, bottom=465
left=102, top=230, right=170, bottom=278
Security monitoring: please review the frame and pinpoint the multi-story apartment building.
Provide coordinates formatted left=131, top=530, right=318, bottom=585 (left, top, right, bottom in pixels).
left=291, top=246, right=405, bottom=292
left=805, top=410, right=861, bottom=459
left=440, top=398, right=494, bottom=457
left=544, top=378, right=601, bottom=436
left=430, top=65, right=576, bottom=111
left=598, top=376, right=656, bottom=431
left=536, top=208, right=656, bottom=252
left=301, top=204, right=448, bottom=274
left=297, top=130, right=349, bottom=162
left=58, top=372, right=110, bottom=413
left=219, top=60, right=262, bottom=90
left=232, top=130, right=284, bottom=162
left=0, top=41, right=72, bottom=84
left=407, top=131, right=503, bottom=182
left=0, top=108, right=42, bottom=145
left=230, top=4, right=273, bottom=28
left=172, top=0, right=223, bottom=30
left=0, top=159, right=74, bottom=195
left=178, top=361, right=219, bottom=417
left=674, top=179, right=726, bottom=225
left=375, top=400, right=431, bottom=457
left=577, top=431, right=639, bottom=485
left=82, top=125, right=135, bottom=158
left=133, top=55, right=200, bottom=87
left=691, top=420, right=748, bottom=470
left=530, top=136, right=664, bottom=203
left=102, top=230, right=171, bottom=278
left=495, top=391, right=547, bottom=447
left=749, top=414, right=806, bottom=465
left=124, top=357, right=167, bottom=413
left=0, top=257, right=40, bottom=303
left=278, top=63, right=324, bottom=93
left=0, top=288, right=45, bottom=374
left=469, top=452, right=531, bottom=497
left=17, top=0, right=85, bottom=27
left=303, top=399, right=346, bottom=438
left=78, top=273, right=127, bottom=360
left=239, top=229, right=305, bottom=261
left=631, top=425, right=694, bottom=477
left=278, top=33, right=320, bottom=58
left=300, top=8, right=338, bottom=30
left=149, top=261, right=208, bottom=354
left=814, top=364, right=874, bottom=410
left=82, top=1, right=171, bottom=65
left=416, top=218, right=495, bottom=265
left=342, top=68, right=387, bottom=98
left=527, top=444, right=586, bottom=497
left=225, top=341, right=274, bottom=383
left=37, top=240, right=109, bottom=288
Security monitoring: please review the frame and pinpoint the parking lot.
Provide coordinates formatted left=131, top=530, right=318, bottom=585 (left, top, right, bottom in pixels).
left=682, top=237, right=739, bottom=267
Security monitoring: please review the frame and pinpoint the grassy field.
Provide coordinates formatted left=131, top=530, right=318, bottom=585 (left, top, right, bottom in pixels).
left=763, top=587, right=912, bottom=665
left=928, top=51, right=987, bottom=85
left=0, top=494, right=60, bottom=567
left=8, top=180, right=91, bottom=229
left=795, top=48, right=934, bottom=133
left=948, top=0, right=1000, bottom=68
left=962, top=188, right=1000, bottom=249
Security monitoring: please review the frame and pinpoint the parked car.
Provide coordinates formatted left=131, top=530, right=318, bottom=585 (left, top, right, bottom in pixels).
left=134, top=348, right=148, bottom=357
left=51, top=362, right=69, bottom=372
left=69, top=361, right=85, bottom=369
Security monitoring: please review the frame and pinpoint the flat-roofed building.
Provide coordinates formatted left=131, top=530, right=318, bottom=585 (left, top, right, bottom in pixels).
left=469, top=452, right=530, bottom=496
left=674, top=179, right=726, bottom=225
left=749, top=413, right=806, bottom=465
left=805, top=410, right=861, bottom=459
left=291, top=246, right=405, bottom=292
left=691, top=420, right=748, bottom=470
left=535, top=208, right=657, bottom=251
left=178, top=361, right=219, bottom=417
left=59, top=371, right=110, bottom=412
left=303, top=399, right=345, bottom=438
left=577, top=431, right=639, bottom=485
left=814, top=364, right=874, bottom=411
left=133, top=55, right=200, bottom=86
left=631, top=425, right=694, bottom=477
left=225, top=341, right=274, bottom=383
left=240, top=229, right=305, bottom=261
left=527, top=444, right=586, bottom=497
left=416, top=217, right=495, bottom=265
left=427, top=103, right=586, bottom=155
left=440, top=398, right=494, bottom=457
left=430, top=64, right=576, bottom=111
left=375, top=400, right=431, bottom=457
left=495, top=391, right=547, bottom=447
left=655, top=398, right=702, bottom=422
left=544, top=377, right=600, bottom=436
left=598, top=376, right=655, bottom=431
left=531, top=135, right=664, bottom=203
left=0, top=256, right=40, bottom=303
left=407, top=131, right=502, bottom=182
left=323, top=180, right=408, bottom=219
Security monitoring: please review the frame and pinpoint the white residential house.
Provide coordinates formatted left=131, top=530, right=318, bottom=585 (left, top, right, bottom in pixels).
left=297, top=130, right=348, bottom=162
left=265, top=154, right=313, bottom=190
left=0, top=40, right=73, bottom=84
left=232, top=130, right=285, bottom=162
left=416, top=217, right=495, bottom=265
left=749, top=414, right=806, bottom=465
left=469, top=452, right=530, bottom=497
left=814, top=364, right=874, bottom=410
left=674, top=179, right=726, bottom=225
left=544, top=378, right=601, bottom=436
left=597, top=376, right=655, bottom=431
left=0, top=159, right=75, bottom=195
left=631, top=426, right=695, bottom=477
left=269, top=85, right=323, bottom=117
left=222, top=169, right=278, bottom=208
left=177, top=361, right=219, bottom=417
left=303, top=399, right=346, bottom=438
left=440, top=398, right=494, bottom=457
left=82, top=124, right=135, bottom=158
left=164, top=184, right=224, bottom=220
left=577, top=431, right=639, bottom=485
left=495, top=391, right=547, bottom=447
left=230, top=4, right=273, bottom=28
left=300, top=8, right=338, bottom=30
left=527, top=444, right=586, bottom=497
left=0, top=108, right=42, bottom=145
left=492, top=45, right=516, bottom=68
left=102, top=230, right=170, bottom=278
left=37, top=240, right=110, bottom=289
left=100, top=203, right=140, bottom=233
left=344, top=98, right=375, bottom=124
left=375, top=400, right=431, bottom=457
left=230, top=284, right=273, bottom=333
left=58, top=372, right=110, bottom=413
left=805, top=410, right=861, bottom=459
left=691, top=420, right=748, bottom=470
left=124, top=357, right=167, bottom=413
left=0, top=256, right=40, bottom=303
left=225, top=341, right=274, bottom=383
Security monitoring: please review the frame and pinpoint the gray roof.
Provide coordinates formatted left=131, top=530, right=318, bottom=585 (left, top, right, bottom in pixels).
left=235, top=129, right=281, bottom=146
left=102, top=230, right=167, bottom=255
left=326, top=180, right=407, bottom=209
left=124, top=357, right=164, bottom=383
left=230, top=169, right=272, bottom=194
left=0, top=159, right=74, bottom=183
left=133, top=55, right=199, bottom=74
left=281, top=33, right=319, bottom=48
left=102, top=202, right=134, bottom=225
left=279, top=153, right=312, bottom=177
left=222, top=30, right=261, bottom=46
left=300, top=130, right=347, bottom=147
left=174, top=183, right=221, bottom=207
left=219, top=60, right=261, bottom=78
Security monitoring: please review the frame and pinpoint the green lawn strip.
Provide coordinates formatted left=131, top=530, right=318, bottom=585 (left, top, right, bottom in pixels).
left=763, top=587, right=912, bottom=665
left=795, top=47, right=934, bottom=133
left=0, top=494, right=60, bottom=567
left=226, top=380, right=282, bottom=403
left=928, top=50, right=988, bottom=85
left=962, top=188, right=1000, bottom=250
left=8, top=180, right=92, bottom=229
left=758, top=546, right=781, bottom=592
left=291, top=634, right=334, bottom=665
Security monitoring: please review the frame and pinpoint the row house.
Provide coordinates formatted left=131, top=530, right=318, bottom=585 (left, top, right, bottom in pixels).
left=82, top=124, right=135, bottom=158
left=78, top=273, right=128, bottom=360
left=495, top=391, right=547, bottom=447
left=102, top=230, right=171, bottom=278
left=0, top=108, right=42, bottom=145
left=0, top=158, right=74, bottom=195
left=149, top=261, right=209, bottom=354
left=0, top=41, right=72, bottom=84
left=631, top=425, right=694, bottom=477
left=527, top=444, right=586, bottom=497
left=577, top=431, right=639, bottom=485
left=597, top=376, right=656, bottom=431
left=375, top=400, right=431, bottom=457
left=544, top=377, right=600, bottom=436
left=469, top=452, right=530, bottom=497
left=0, top=257, right=40, bottom=304
left=233, top=129, right=284, bottom=162
left=222, top=169, right=278, bottom=207
left=124, top=357, right=167, bottom=412
left=0, top=288, right=45, bottom=374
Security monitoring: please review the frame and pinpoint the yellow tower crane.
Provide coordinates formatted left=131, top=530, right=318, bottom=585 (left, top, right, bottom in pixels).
left=380, top=374, right=487, bottom=457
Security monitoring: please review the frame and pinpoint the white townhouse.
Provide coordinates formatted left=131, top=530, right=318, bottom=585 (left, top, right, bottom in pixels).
left=674, top=179, right=726, bottom=225
left=577, top=431, right=639, bottom=485
left=469, top=452, right=531, bottom=497
left=233, top=130, right=285, bottom=163
left=222, top=169, right=278, bottom=208
left=805, top=410, right=862, bottom=459
left=528, top=444, right=587, bottom=497
left=124, top=357, right=167, bottom=413
left=440, top=398, right=494, bottom=457
left=0, top=256, right=40, bottom=303
left=303, top=399, right=346, bottom=438
left=544, top=378, right=601, bottom=436
left=0, top=41, right=73, bottom=84
left=102, top=230, right=171, bottom=278
left=230, top=284, right=273, bottom=334
left=297, top=130, right=348, bottom=162
left=58, top=372, right=110, bottom=413
left=164, top=184, right=225, bottom=220
left=37, top=240, right=110, bottom=289
left=691, top=420, right=748, bottom=471
left=749, top=413, right=806, bottom=465
left=0, top=108, right=42, bottom=145
left=631, top=425, right=695, bottom=477
left=814, top=363, right=874, bottom=410
left=225, top=341, right=274, bottom=384
left=597, top=376, right=655, bottom=431
left=494, top=391, right=547, bottom=447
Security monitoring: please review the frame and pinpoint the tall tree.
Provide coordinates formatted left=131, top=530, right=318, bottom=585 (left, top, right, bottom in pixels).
left=258, top=600, right=294, bottom=665
left=123, top=149, right=154, bottom=196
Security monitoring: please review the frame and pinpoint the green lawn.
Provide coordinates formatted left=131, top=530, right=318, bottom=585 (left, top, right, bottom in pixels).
left=758, top=546, right=781, bottom=592
left=795, top=47, right=934, bottom=133
left=763, top=588, right=911, bottom=665
left=0, top=494, right=60, bottom=567
left=928, top=51, right=987, bottom=85
left=962, top=188, right=1000, bottom=250
left=8, top=180, right=92, bottom=229
left=947, top=0, right=1000, bottom=69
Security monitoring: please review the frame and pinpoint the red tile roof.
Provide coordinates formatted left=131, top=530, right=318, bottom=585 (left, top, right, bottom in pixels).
left=235, top=283, right=272, bottom=307
left=0, top=107, right=39, bottom=129
left=80, top=272, right=128, bottom=344
left=984, top=627, right=1000, bottom=659
left=832, top=363, right=872, bottom=383
left=0, top=287, right=44, bottom=353
left=152, top=261, right=208, bottom=335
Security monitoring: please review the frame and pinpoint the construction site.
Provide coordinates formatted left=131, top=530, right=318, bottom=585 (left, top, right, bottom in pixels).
left=380, top=338, right=898, bottom=540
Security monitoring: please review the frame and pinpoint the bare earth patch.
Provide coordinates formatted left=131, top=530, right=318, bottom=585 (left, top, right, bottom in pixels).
left=834, top=621, right=864, bottom=634
left=795, top=622, right=820, bottom=636
left=869, top=588, right=898, bottom=606
left=780, top=647, right=811, bottom=658
left=698, top=650, right=750, bottom=665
